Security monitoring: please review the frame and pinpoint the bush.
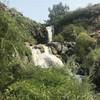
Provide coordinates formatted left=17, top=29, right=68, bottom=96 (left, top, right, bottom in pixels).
left=53, top=34, right=64, bottom=42
left=86, top=48, right=100, bottom=91
left=0, top=11, right=32, bottom=91
left=1, top=67, right=93, bottom=100
left=76, top=32, right=96, bottom=59
left=60, top=24, right=86, bottom=42
left=87, top=48, right=100, bottom=64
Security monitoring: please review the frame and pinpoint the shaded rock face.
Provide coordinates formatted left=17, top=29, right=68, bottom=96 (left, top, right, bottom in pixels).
left=47, top=42, right=76, bottom=62
left=28, top=44, right=64, bottom=68
left=35, top=26, right=48, bottom=44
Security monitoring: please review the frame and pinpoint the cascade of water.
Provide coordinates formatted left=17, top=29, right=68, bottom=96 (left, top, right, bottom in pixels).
left=28, top=44, right=64, bottom=68
left=41, top=45, right=52, bottom=54
left=46, top=26, right=54, bottom=43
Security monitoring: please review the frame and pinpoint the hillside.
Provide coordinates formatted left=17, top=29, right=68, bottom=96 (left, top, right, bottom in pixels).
left=46, top=2, right=100, bottom=95
left=46, top=3, right=100, bottom=47
left=0, top=2, right=100, bottom=100
left=0, top=2, right=48, bottom=44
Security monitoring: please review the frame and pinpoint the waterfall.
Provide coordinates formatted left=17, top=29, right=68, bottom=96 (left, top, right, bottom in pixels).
left=28, top=44, right=64, bottom=68
left=46, top=26, right=54, bottom=43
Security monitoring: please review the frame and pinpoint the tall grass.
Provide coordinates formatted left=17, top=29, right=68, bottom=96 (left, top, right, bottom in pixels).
left=1, top=66, right=94, bottom=100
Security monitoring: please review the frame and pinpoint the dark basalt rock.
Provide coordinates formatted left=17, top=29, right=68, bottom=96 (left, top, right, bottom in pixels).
left=47, top=41, right=76, bottom=62
left=48, top=42, right=62, bottom=53
left=34, top=45, right=45, bottom=53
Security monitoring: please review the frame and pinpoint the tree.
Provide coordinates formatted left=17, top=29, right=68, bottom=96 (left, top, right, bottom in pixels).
left=47, top=2, right=69, bottom=25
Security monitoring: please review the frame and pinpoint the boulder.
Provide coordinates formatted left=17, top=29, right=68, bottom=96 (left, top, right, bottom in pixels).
left=61, top=45, right=69, bottom=54
left=47, top=41, right=76, bottom=62
left=48, top=42, right=62, bottom=53
left=50, top=46, right=58, bottom=55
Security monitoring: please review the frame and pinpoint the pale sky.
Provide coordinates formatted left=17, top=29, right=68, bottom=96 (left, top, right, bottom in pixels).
left=6, top=0, right=100, bottom=23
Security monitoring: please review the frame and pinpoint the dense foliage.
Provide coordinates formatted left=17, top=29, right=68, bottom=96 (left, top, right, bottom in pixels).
left=1, top=67, right=93, bottom=100
left=0, top=1, right=47, bottom=95
left=47, top=3, right=100, bottom=39
left=47, top=2, right=69, bottom=26
left=47, top=2, right=100, bottom=95
left=0, top=1, right=100, bottom=100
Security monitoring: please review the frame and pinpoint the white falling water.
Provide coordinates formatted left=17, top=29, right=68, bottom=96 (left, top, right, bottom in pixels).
left=46, top=26, right=53, bottom=43
left=28, top=44, right=64, bottom=68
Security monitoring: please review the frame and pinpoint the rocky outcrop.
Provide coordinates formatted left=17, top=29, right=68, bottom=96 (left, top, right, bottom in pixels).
left=47, top=41, right=76, bottom=62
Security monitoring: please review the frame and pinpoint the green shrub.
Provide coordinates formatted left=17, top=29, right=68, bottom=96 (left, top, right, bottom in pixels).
left=0, top=11, right=32, bottom=91
left=60, top=24, right=86, bottom=42
left=86, top=48, right=100, bottom=76
left=53, top=34, right=64, bottom=42
left=86, top=48, right=100, bottom=91
left=87, top=48, right=100, bottom=64
left=76, top=32, right=96, bottom=59
left=1, top=67, right=93, bottom=100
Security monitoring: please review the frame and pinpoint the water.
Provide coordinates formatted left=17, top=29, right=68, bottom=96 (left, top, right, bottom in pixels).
left=29, top=44, right=64, bottom=68
left=46, top=26, right=54, bottom=43
left=27, top=43, right=83, bottom=84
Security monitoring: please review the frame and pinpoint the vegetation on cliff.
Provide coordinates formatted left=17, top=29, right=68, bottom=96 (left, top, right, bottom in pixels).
left=0, top=1, right=100, bottom=100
